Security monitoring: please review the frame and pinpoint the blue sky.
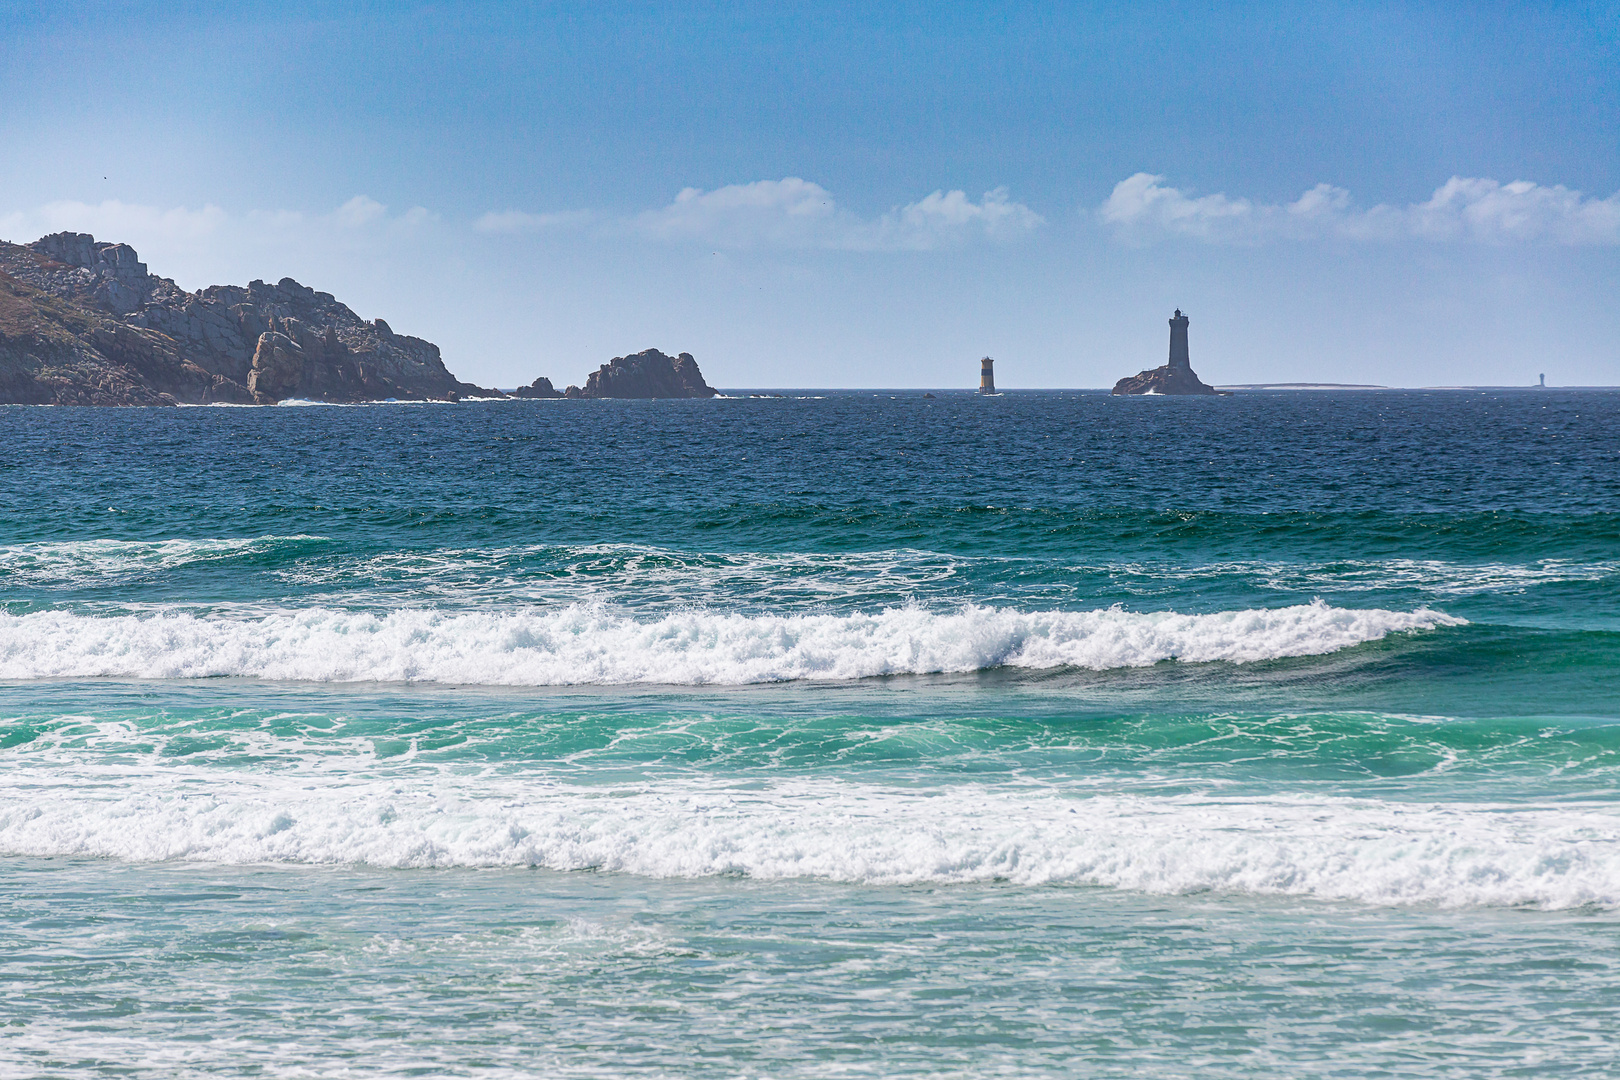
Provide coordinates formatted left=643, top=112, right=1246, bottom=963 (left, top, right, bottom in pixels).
left=3, top=1, right=1617, bottom=387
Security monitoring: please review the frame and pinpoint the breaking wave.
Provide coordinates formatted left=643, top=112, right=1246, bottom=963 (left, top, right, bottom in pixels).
left=0, top=772, right=1610, bottom=909
left=0, top=600, right=1463, bottom=685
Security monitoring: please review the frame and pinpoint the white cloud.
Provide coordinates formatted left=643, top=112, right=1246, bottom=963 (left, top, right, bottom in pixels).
left=0, top=199, right=230, bottom=247
left=1098, top=173, right=1261, bottom=242
left=631, top=178, right=845, bottom=247
left=630, top=178, right=1043, bottom=250
left=0, top=196, right=441, bottom=254
left=398, top=205, right=438, bottom=228
left=473, top=209, right=593, bottom=234
left=3, top=182, right=1040, bottom=267
left=0, top=196, right=451, bottom=293
left=1409, top=177, right=1620, bottom=243
left=880, top=187, right=1045, bottom=248
left=335, top=194, right=387, bottom=227
left=1099, top=173, right=1620, bottom=245
left=331, top=197, right=439, bottom=232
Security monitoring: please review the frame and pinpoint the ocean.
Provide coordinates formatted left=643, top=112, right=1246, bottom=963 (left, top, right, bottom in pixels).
left=2, top=389, right=1617, bottom=1078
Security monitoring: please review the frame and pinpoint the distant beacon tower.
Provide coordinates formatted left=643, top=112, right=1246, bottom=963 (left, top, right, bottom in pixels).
left=1539, top=373, right=1546, bottom=388
left=979, top=356, right=996, bottom=395
left=1168, top=309, right=1191, bottom=370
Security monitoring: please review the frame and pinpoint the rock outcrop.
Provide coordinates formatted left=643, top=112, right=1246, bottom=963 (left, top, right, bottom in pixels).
left=0, top=232, right=502, bottom=405
left=1111, top=365, right=1228, bottom=396
left=562, top=348, right=718, bottom=399
left=511, top=375, right=565, bottom=399
left=1112, top=309, right=1230, bottom=396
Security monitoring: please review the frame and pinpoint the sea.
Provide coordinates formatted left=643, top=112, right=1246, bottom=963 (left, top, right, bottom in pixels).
left=2, top=388, right=1617, bottom=1078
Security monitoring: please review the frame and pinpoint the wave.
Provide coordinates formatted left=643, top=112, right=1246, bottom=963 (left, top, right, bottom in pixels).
left=1135, top=556, right=1620, bottom=596
left=0, top=601, right=1462, bottom=685
left=658, top=506, right=1620, bottom=567
left=0, top=772, right=1609, bottom=909
left=0, top=536, right=328, bottom=587
left=8, top=536, right=1602, bottom=614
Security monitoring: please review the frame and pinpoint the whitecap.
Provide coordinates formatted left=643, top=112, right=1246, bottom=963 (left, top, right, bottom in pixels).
left=0, top=771, right=1608, bottom=909
left=0, top=600, right=1463, bottom=685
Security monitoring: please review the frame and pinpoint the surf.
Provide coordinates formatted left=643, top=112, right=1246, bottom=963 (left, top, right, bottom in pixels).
left=0, top=600, right=1464, bottom=686
left=0, top=769, right=1611, bottom=910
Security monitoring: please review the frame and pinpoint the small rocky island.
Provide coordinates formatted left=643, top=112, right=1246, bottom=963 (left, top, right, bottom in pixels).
left=1112, top=310, right=1230, bottom=396
left=574, top=348, right=717, bottom=399
left=514, top=348, right=717, bottom=399
left=0, top=232, right=501, bottom=405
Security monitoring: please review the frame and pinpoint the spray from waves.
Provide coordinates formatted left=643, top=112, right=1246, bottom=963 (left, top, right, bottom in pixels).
left=0, top=771, right=1611, bottom=909
left=0, top=601, right=1463, bottom=685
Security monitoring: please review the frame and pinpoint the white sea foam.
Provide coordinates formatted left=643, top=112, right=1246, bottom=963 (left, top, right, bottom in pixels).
left=1242, top=557, right=1620, bottom=596
left=0, top=770, right=1611, bottom=909
left=7, top=538, right=1610, bottom=621
left=274, top=397, right=456, bottom=406
left=0, top=600, right=1462, bottom=685
left=0, top=536, right=326, bottom=587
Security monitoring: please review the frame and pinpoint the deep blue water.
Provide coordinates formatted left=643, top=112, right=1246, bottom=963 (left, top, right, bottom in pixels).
left=2, top=390, right=1618, bottom=1077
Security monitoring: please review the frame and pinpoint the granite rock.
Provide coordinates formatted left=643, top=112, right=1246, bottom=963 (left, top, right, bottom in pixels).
left=511, top=375, right=565, bottom=399
left=1111, top=365, right=1229, bottom=396
left=575, top=349, right=718, bottom=399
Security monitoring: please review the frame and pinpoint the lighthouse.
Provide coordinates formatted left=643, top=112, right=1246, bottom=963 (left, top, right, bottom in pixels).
left=979, top=356, right=996, bottom=395
left=1111, top=308, right=1227, bottom=395
left=1168, top=310, right=1191, bottom=370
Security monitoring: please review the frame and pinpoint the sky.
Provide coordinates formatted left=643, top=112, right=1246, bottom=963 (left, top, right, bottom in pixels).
left=2, top=0, right=1617, bottom=388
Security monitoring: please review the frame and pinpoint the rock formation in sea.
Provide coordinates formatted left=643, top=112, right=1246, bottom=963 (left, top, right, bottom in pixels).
left=0, top=232, right=502, bottom=405
left=510, top=376, right=565, bottom=399
left=1112, top=309, right=1230, bottom=396
left=559, top=348, right=718, bottom=399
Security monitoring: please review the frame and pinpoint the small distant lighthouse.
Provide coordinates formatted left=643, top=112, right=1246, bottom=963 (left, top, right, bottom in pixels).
left=1168, top=310, right=1191, bottom=370
left=979, top=356, right=996, bottom=395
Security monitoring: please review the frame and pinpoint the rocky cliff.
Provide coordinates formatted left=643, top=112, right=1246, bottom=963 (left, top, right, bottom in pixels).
left=0, top=232, right=500, bottom=405
left=561, top=348, right=718, bottom=399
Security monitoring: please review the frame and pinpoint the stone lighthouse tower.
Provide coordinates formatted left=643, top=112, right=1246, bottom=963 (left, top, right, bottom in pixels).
left=1111, top=307, right=1226, bottom=395
left=979, top=356, right=996, bottom=395
left=1168, top=310, right=1191, bottom=370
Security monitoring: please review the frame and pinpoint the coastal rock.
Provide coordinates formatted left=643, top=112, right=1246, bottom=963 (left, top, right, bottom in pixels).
left=511, top=375, right=564, bottom=399
left=0, top=232, right=503, bottom=405
left=1111, top=365, right=1227, bottom=396
left=1112, top=309, right=1231, bottom=396
left=0, top=258, right=241, bottom=405
left=246, top=331, right=309, bottom=401
left=577, top=348, right=718, bottom=399
left=26, top=232, right=155, bottom=315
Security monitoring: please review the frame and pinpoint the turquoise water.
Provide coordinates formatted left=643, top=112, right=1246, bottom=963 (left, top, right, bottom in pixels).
left=2, top=390, right=1618, bottom=1076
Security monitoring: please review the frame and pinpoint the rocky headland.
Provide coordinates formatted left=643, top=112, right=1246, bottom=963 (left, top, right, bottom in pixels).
left=558, top=348, right=719, bottom=399
left=0, top=232, right=500, bottom=405
left=0, top=231, right=728, bottom=406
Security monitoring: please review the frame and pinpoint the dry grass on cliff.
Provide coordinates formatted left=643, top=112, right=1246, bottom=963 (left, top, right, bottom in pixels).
left=0, top=264, right=109, bottom=347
